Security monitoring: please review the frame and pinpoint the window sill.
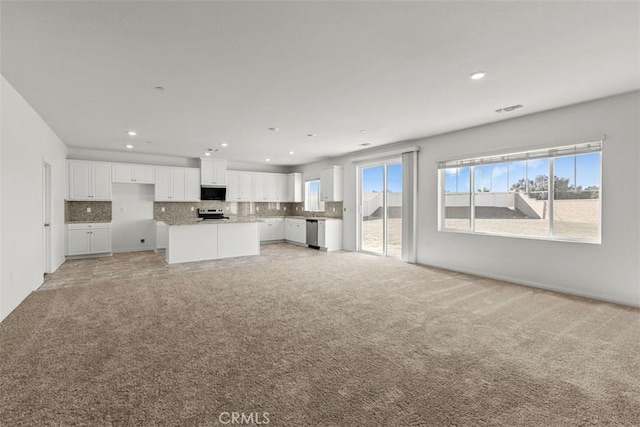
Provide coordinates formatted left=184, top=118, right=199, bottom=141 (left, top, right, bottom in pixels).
left=438, top=228, right=601, bottom=245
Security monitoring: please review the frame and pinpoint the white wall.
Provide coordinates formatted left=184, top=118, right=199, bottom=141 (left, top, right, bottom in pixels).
left=111, top=184, right=155, bottom=253
left=296, top=91, right=640, bottom=306
left=1, top=76, right=68, bottom=321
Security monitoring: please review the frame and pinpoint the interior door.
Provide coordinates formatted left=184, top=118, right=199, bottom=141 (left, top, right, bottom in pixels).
left=42, top=162, right=52, bottom=274
left=360, top=160, right=402, bottom=257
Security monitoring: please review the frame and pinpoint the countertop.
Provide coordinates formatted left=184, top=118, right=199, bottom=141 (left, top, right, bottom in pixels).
left=258, top=216, right=342, bottom=221
left=65, top=220, right=112, bottom=224
left=163, top=217, right=259, bottom=226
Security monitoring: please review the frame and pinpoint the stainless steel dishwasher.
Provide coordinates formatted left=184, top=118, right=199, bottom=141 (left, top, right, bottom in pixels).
left=306, top=219, right=319, bottom=247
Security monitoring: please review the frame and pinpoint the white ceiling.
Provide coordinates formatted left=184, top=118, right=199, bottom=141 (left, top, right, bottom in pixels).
left=2, top=1, right=639, bottom=166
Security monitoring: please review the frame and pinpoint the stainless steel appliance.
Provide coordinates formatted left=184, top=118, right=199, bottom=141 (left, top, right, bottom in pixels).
left=197, top=208, right=229, bottom=220
left=200, top=186, right=226, bottom=201
left=306, top=219, right=319, bottom=247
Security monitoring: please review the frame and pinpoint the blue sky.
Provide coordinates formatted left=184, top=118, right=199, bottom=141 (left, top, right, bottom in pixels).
left=362, top=163, right=402, bottom=193
left=445, top=153, right=600, bottom=192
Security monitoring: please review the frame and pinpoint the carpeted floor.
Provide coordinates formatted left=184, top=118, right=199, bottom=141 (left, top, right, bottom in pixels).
left=1, top=246, right=639, bottom=426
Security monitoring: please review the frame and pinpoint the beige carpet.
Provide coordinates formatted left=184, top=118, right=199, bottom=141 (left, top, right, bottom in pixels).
left=1, top=248, right=639, bottom=426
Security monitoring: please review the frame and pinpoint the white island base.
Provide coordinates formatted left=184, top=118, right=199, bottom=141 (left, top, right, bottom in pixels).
left=166, top=222, right=260, bottom=264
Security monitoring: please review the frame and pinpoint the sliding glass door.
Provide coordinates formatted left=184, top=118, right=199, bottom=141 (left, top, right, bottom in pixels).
left=360, top=161, right=402, bottom=257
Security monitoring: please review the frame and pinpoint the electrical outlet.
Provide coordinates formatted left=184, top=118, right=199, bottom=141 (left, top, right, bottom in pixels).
left=333, top=207, right=336, bottom=212
left=161, top=207, right=165, bottom=212
left=86, top=207, right=91, bottom=213
left=190, top=206, right=194, bottom=211
left=283, top=206, right=286, bottom=210
left=256, top=207, right=260, bottom=211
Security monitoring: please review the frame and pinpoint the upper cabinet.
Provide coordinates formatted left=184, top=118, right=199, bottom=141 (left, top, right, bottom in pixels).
left=227, top=171, right=253, bottom=201
left=68, top=160, right=112, bottom=200
left=200, top=158, right=227, bottom=186
left=320, top=166, right=343, bottom=202
left=253, top=173, right=288, bottom=202
left=112, top=164, right=155, bottom=184
left=288, top=173, right=303, bottom=203
left=155, top=167, right=200, bottom=202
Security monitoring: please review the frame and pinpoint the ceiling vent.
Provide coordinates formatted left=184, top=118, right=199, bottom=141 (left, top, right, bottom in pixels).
left=495, top=104, right=524, bottom=113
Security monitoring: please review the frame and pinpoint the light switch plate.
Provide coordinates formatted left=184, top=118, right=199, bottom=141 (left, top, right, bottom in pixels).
left=86, top=207, right=91, bottom=213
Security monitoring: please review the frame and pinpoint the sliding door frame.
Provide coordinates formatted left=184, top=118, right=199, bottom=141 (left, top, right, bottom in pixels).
left=357, top=158, right=402, bottom=258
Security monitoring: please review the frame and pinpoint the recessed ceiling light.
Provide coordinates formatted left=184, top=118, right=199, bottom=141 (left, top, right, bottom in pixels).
left=146, top=141, right=152, bottom=144
left=360, top=130, right=367, bottom=134
left=307, top=134, right=316, bottom=137
left=220, top=143, right=228, bottom=147
left=127, top=130, right=137, bottom=136
left=470, top=71, right=486, bottom=80
left=155, top=86, right=165, bottom=91
left=265, top=158, right=271, bottom=162
left=204, top=152, right=211, bottom=156
left=289, top=151, right=295, bottom=155
left=268, top=127, right=279, bottom=131
left=358, top=142, right=372, bottom=147
left=125, top=144, right=134, bottom=149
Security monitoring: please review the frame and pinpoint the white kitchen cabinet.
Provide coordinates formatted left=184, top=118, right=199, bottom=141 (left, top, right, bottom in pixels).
left=273, top=219, right=285, bottom=240
left=318, top=219, right=343, bottom=251
left=166, top=222, right=260, bottom=264
left=227, top=171, right=253, bottom=201
left=67, top=229, right=91, bottom=255
left=155, top=167, right=200, bottom=201
left=259, top=218, right=285, bottom=242
left=320, top=166, right=343, bottom=202
left=285, top=218, right=306, bottom=244
left=288, top=173, right=303, bottom=202
left=254, top=173, right=288, bottom=202
left=253, top=173, right=268, bottom=201
left=200, top=158, right=227, bottom=186
left=276, top=174, right=288, bottom=202
left=170, top=168, right=186, bottom=200
left=156, top=221, right=168, bottom=250
left=66, top=223, right=112, bottom=256
left=218, top=223, right=260, bottom=259
left=185, top=168, right=201, bottom=201
left=68, top=160, right=112, bottom=200
left=112, top=163, right=155, bottom=184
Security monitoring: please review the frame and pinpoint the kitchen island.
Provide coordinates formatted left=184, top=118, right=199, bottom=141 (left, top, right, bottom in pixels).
left=164, top=218, right=260, bottom=264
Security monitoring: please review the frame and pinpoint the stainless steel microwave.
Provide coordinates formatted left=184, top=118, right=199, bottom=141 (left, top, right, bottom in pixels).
left=200, top=186, right=226, bottom=201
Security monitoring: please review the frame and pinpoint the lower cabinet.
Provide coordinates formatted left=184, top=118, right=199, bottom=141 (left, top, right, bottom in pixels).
left=66, top=223, right=112, bottom=256
left=156, top=221, right=168, bottom=250
left=318, top=219, right=343, bottom=251
left=259, top=218, right=285, bottom=242
left=165, top=222, right=259, bottom=264
left=284, top=218, right=306, bottom=245
left=218, top=223, right=260, bottom=259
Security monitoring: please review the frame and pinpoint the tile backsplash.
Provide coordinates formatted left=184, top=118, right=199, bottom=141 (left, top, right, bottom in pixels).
left=65, top=199, right=344, bottom=223
left=65, top=201, right=112, bottom=222
left=153, top=201, right=344, bottom=221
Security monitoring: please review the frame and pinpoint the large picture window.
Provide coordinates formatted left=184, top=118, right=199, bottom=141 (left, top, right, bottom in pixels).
left=438, top=140, right=601, bottom=242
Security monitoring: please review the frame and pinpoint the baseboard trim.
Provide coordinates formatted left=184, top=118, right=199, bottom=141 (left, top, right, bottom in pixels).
left=418, top=261, right=640, bottom=308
